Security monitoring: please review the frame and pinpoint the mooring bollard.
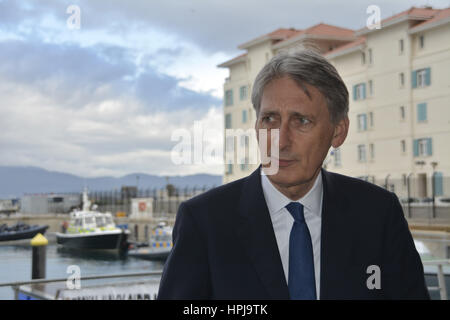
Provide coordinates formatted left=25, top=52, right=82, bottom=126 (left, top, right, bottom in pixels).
left=31, top=233, right=48, bottom=280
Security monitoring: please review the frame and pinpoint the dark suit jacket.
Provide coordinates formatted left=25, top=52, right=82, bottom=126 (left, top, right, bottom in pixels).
left=157, top=167, right=429, bottom=299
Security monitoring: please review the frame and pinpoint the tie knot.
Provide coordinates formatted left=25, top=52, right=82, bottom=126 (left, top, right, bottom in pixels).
left=286, top=202, right=305, bottom=222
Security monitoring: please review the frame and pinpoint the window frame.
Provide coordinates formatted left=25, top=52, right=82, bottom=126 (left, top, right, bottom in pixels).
left=225, top=89, right=233, bottom=106
left=358, top=144, right=367, bottom=162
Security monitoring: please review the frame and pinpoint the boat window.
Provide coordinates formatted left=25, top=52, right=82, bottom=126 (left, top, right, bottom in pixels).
left=105, top=216, right=113, bottom=225
left=74, top=219, right=82, bottom=227
left=154, top=235, right=171, bottom=241
left=84, top=216, right=94, bottom=225
left=95, top=216, right=105, bottom=227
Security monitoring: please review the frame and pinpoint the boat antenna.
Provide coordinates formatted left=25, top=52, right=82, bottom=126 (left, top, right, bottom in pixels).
left=82, top=187, right=91, bottom=211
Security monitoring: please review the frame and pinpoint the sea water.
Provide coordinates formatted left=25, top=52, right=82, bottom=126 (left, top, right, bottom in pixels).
left=0, top=243, right=164, bottom=299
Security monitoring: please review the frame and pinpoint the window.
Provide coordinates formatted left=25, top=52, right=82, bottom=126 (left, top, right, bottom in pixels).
left=401, top=140, right=406, bottom=154
left=413, top=138, right=432, bottom=157
left=368, top=80, right=373, bottom=96
left=242, top=109, right=247, bottom=123
left=225, top=113, right=232, bottom=129
left=419, top=35, right=424, bottom=49
left=399, top=39, right=404, bottom=54
left=412, top=68, right=431, bottom=88
left=225, top=136, right=235, bottom=152
left=239, top=86, right=248, bottom=100
left=368, top=112, right=374, bottom=128
left=418, top=139, right=428, bottom=156
left=369, top=143, right=375, bottom=160
left=353, top=83, right=366, bottom=100
left=434, top=172, right=444, bottom=196
left=240, top=134, right=250, bottom=148
left=417, top=69, right=427, bottom=87
left=95, top=217, right=105, bottom=228
left=226, top=164, right=233, bottom=174
left=240, top=157, right=249, bottom=171
left=105, top=216, right=113, bottom=226
left=368, top=48, right=373, bottom=64
left=358, top=145, right=366, bottom=162
left=417, top=103, right=427, bottom=122
left=357, top=114, right=367, bottom=131
left=84, top=217, right=94, bottom=225
left=334, top=148, right=341, bottom=167
left=399, top=72, right=405, bottom=87
left=361, top=52, right=366, bottom=65
left=225, top=90, right=233, bottom=106
left=400, top=106, right=405, bottom=120
left=265, top=52, right=270, bottom=62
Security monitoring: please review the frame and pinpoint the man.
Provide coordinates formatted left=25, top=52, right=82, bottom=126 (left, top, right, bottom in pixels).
left=157, top=50, right=429, bottom=300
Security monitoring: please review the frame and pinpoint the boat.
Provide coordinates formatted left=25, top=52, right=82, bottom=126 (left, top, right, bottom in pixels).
left=127, top=222, right=173, bottom=260
left=0, top=222, right=48, bottom=242
left=55, top=189, right=130, bottom=250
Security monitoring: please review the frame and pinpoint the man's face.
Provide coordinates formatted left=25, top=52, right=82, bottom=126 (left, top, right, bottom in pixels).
left=255, top=76, right=348, bottom=188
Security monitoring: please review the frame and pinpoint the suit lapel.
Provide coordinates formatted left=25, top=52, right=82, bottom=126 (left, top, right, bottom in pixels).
left=319, top=169, right=353, bottom=299
left=234, top=166, right=290, bottom=299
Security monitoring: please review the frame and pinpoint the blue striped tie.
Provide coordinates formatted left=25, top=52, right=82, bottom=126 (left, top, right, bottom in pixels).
left=286, top=202, right=316, bottom=300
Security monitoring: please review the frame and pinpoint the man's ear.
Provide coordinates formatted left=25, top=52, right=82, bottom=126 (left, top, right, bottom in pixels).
left=254, top=117, right=259, bottom=142
left=331, top=116, right=349, bottom=148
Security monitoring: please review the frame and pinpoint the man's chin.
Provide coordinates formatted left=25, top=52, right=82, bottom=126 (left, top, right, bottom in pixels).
left=265, top=166, right=302, bottom=185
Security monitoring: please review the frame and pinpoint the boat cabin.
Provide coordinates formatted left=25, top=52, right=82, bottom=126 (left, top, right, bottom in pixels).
left=67, top=211, right=116, bottom=234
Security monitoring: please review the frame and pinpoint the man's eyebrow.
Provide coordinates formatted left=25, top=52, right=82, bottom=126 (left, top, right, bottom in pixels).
left=289, top=111, right=314, bottom=118
left=260, top=110, right=279, bottom=116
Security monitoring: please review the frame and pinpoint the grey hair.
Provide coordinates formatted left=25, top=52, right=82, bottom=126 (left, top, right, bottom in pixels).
left=251, top=49, right=349, bottom=124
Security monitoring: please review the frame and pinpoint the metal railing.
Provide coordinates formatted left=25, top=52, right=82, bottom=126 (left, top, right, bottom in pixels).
left=0, top=270, right=163, bottom=300
left=423, top=259, right=450, bottom=300
left=0, top=262, right=448, bottom=299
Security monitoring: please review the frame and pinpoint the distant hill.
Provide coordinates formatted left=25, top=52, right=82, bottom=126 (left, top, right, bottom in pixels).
left=0, top=166, right=222, bottom=198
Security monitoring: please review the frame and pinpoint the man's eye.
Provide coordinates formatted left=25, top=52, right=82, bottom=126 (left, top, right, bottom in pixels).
left=262, top=116, right=274, bottom=122
left=296, top=117, right=311, bottom=125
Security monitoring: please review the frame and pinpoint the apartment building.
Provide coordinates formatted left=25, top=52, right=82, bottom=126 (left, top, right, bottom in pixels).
left=218, top=6, right=450, bottom=198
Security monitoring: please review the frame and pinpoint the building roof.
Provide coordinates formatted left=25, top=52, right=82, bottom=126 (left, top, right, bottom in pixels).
left=237, top=28, right=300, bottom=50
left=325, top=37, right=366, bottom=59
left=217, top=53, right=247, bottom=68
left=356, top=6, right=443, bottom=35
left=409, top=7, right=450, bottom=33
left=273, top=23, right=355, bottom=49
left=302, top=23, right=354, bottom=37
left=218, top=6, right=448, bottom=68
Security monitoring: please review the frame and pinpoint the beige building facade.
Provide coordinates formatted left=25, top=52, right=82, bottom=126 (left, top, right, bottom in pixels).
left=218, top=7, right=450, bottom=199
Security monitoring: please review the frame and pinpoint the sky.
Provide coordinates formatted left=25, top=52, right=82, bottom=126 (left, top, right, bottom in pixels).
left=0, top=0, right=448, bottom=178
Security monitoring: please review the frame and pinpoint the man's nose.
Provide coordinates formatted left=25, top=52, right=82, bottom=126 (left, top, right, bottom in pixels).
left=278, top=120, right=291, bottom=151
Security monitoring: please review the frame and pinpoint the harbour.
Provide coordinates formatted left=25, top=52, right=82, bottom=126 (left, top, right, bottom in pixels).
left=1, top=185, right=450, bottom=300
left=0, top=240, right=165, bottom=300
left=0, top=222, right=449, bottom=299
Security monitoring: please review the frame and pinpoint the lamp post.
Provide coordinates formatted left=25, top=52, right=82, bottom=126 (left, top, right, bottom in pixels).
left=384, top=174, right=391, bottom=191
left=431, top=161, right=438, bottom=219
left=407, top=172, right=413, bottom=218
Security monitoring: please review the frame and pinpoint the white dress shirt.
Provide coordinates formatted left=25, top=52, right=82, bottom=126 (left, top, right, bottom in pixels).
left=261, top=170, right=323, bottom=299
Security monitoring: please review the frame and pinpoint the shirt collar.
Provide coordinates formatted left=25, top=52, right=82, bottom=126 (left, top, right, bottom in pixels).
left=261, top=169, right=323, bottom=217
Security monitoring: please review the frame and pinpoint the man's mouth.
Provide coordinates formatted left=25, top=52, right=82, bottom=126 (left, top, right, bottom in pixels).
left=271, top=158, right=295, bottom=167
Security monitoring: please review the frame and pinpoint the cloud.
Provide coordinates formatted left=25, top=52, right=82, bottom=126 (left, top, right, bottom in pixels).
left=0, top=38, right=220, bottom=112
left=2, top=0, right=447, bottom=179
left=0, top=77, right=224, bottom=177
left=3, top=0, right=448, bottom=53
left=0, top=24, right=223, bottom=177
